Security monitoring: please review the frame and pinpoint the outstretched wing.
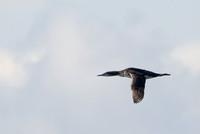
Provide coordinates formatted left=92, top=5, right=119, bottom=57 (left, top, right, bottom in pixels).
left=129, top=73, right=146, bottom=103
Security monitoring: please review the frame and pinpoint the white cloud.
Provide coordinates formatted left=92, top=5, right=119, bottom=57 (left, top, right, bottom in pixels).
left=0, top=51, right=26, bottom=87
left=0, top=48, right=45, bottom=89
left=1, top=116, right=58, bottom=134
left=23, top=118, right=58, bottom=134
left=0, top=0, right=47, bottom=11
left=40, top=13, right=96, bottom=102
left=24, top=49, right=46, bottom=63
left=36, top=11, right=129, bottom=107
left=171, top=41, right=200, bottom=75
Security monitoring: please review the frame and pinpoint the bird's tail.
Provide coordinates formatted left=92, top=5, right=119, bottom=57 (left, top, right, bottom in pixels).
left=159, top=73, right=171, bottom=76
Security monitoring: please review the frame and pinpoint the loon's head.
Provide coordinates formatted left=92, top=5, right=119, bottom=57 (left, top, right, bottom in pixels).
left=98, top=71, right=120, bottom=77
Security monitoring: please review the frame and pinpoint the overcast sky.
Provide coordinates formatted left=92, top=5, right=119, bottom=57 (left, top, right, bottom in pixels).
left=1, top=0, right=200, bottom=134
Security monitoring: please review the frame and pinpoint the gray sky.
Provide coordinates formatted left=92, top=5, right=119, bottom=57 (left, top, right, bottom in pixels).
left=1, top=0, right=200, bottom=134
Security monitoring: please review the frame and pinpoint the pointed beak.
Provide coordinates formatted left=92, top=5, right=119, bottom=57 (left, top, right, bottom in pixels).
left=97, top=73, right=104, bottom=76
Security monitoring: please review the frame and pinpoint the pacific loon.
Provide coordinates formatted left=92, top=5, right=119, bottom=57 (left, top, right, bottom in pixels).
left=98, top=67, right=170, bottom=103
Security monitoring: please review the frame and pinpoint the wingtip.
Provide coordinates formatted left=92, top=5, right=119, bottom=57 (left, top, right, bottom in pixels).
left=133, top=98, right=143, bottom=104
left=133, top=100, right=142, bottom=104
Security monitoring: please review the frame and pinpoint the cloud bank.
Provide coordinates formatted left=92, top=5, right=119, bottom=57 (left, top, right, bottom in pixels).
left=170, top=40, right=200, bottom=76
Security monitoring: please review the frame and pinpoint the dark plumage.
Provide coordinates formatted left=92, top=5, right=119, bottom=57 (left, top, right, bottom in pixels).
left=98, top=67, right=170, bottom=103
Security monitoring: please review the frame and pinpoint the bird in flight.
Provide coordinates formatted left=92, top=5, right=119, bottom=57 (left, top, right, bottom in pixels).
left=98, top=67, right=170, bottom=103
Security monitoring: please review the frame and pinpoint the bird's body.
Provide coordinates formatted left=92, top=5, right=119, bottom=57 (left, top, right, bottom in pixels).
left=98, top=67, right=170, bottom=103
